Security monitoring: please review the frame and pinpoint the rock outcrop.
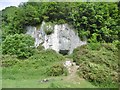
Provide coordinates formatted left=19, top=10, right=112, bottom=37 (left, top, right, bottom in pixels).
left=26, top=21, right=86, bottom=54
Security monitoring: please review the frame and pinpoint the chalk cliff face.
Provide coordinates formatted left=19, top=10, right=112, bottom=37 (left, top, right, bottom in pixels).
left=26, top=21, right=86, bottom=54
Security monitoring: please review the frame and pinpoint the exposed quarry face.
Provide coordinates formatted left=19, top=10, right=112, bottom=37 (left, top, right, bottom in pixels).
left=26, top=21, right=86, bottom=55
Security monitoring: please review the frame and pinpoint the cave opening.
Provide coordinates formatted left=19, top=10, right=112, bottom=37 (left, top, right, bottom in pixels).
left=59, top=50, right=69, bottom=55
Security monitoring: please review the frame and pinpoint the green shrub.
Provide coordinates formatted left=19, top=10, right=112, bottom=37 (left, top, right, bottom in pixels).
left=87, top=42, right=101, bottom=50
left=78, top=62, right=118, bottom=87
left=87, top=33, right=101, bottom=50
left=73, top=43, right=118, bottom=87
left=57, top=19, right=66, bottom=24
left=101, top=43, right=118, bottom=52
left=73, top=45, right=89, bottom=65
left=88, top=33, right=98, bottom=43
left=46, top=64, right=67, bottom=76
left=29, top=49, right=65, bottom=66
left=2, top=34, right=34, bottom=58
left=112, top=40, right=120, bottom=48
left=73, top=43, right=118, bottom=71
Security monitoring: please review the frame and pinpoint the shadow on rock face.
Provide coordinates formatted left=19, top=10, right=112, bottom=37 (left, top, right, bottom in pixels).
left=59, top=50, right=69, bottom=55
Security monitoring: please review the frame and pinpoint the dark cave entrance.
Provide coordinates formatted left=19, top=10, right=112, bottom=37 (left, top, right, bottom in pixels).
left=59, top=50, right=69, bottom=55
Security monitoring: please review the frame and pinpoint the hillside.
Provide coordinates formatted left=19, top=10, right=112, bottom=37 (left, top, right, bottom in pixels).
left=1, top=1, right=120, bottom=88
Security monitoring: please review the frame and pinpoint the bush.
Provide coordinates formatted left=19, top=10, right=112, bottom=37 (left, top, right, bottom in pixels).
left=78, top=62, right=118, bottom=87
left=87, top=34, right=101, bottom=50
left=2, top=34, right=34, bottom=58
left=73, top=44, right=118, bottom=71
left=46, top=64, right=67, bottom=76
left=87, top=42, right=101, bottom=50
left=112, top=40, right=120, bottom=48
left=101, top=43, right=118, bottom=52
left=29, top=49, right=65, bottom=66
left=57, top=19, right=66, bottom=24
left=73, top=43, right=118, bottom=87
left=73, top=45, right=89, bottom=65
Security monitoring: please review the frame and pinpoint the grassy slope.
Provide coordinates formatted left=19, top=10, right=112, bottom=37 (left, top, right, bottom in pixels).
left=2, top=49, right=96, bottom=88
left=2, top=77, right=96, bottom=88
left=2, top=43, right=118, bottom=88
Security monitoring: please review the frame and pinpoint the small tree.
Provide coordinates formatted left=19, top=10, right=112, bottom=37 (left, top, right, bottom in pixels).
left=2, top=34, right=34, bottom=58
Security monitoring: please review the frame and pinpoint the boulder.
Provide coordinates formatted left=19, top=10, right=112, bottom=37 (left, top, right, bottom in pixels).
left=63, top=60, right=72, bottom=68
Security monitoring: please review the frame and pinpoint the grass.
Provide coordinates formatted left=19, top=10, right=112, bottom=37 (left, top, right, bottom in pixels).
left=2, top=43, right=118, bottom=88
left=2, top=49, right=96, bottom=88
left=2, top=76, right=96, bottom=88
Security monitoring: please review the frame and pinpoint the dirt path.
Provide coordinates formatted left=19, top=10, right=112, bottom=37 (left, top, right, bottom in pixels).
left=63, top=58, right=81, bottom=83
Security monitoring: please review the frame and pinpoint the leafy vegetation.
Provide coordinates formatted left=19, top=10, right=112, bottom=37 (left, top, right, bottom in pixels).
left=78, top=62, right=118, bottom=87
left=2, top=34, right=34, bottom=58
left=1, top=2, right=119, bottom=43
left=1, top=1, right=119, bottom=88
left=46, top=64, right=68, bottom=76
left=2, top=49, right=65, bottom=79
left=43, top=22, right=54, bottom=35
left=2, top=50, right=96, bottom=88
left=73, top=44, right=119, bottom=87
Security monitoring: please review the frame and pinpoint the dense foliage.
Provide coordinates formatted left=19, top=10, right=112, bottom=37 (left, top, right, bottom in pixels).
left=46, top=64, right=67, bottom=76
left=77, top=61, right=118, bottom=87
left=29, top=49, right=64, bottom=65
left=73, top=44, right=118, bottom=87
left=1, top=2, right=119, bottom=43
left=2, top=34, right=34, bottom=58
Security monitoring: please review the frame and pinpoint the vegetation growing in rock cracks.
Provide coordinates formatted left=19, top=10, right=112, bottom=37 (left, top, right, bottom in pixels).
left=43, top=22, right=54, bottom=35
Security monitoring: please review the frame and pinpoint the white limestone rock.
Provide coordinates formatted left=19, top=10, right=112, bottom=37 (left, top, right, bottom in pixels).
left=63, top=61, right=72, bottom=68
left=26, top=21, right=87, bottom=54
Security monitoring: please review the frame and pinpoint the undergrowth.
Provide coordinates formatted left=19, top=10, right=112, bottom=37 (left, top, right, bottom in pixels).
left=73, top=43, right=119, bottom=88
left=2, top=49, right=65, bottom=80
